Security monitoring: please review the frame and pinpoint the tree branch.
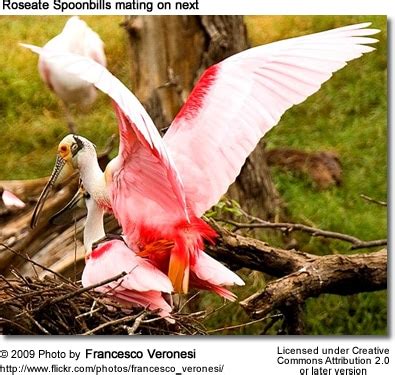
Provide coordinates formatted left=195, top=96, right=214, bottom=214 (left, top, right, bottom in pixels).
left=42, top=271, right=127, bottom=308
left=205, top=222, right=387, bottom=323
left=360, top=194, right=387, bottom=207
left=220, top=219, right=386, bottom=250
left=240, top=249, right=386, bottom=319
left=207, top=221, right=316, bottom=277
left=0, top=243, right=71, bottom=283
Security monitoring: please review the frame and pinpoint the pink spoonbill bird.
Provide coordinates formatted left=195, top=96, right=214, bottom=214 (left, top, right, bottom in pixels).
left=51, top=185, right=174, bottom=316
left=26, top=22, right=379, bottom=294
left=37, top=16, right=106, bottom=132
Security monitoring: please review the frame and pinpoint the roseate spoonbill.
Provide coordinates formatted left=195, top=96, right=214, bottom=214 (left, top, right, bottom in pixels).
left=37, top=16, right=106, bottom=132
left=51, top=185, right=173, bottom=316
left=53, top=181, right=244, bottom=300
left=26, top=22, right=379, bottom=293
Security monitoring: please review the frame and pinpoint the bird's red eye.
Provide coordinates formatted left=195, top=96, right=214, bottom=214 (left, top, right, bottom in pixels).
left=60, top=145, right=68, bottom=152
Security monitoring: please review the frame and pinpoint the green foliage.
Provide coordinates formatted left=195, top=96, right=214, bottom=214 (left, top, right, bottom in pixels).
left=0, top=16, right=387, bottom=335
left=0, top=16, right=126, bottom=179
left=244, top=15, right=387, bottom=335
left=205, top=198, right=243, bottom=219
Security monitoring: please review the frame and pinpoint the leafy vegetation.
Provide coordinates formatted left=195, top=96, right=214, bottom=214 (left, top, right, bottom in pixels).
left=0, top=16, right=387, bottom=335
left=245, top=16, right=387, bottom=335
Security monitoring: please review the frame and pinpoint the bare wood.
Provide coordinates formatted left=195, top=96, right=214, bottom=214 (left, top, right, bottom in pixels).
left=207, top=222, right=315, bottom=277
left=0, top=177, right=49, bottom=201
left=0, top=243, right=70, bottom=283
left=41, top=271, right=127, bottom=308
left=0, top=182, right=78, bottom=273
left=207, top=222, right=386, bottom=324
left=360, top=194, right=387, bottom=207
left=124, top=15, right=206, bottom=128
left=223, top=219, right=387, bottom=250
left=240, top=249, right=387, bottom=319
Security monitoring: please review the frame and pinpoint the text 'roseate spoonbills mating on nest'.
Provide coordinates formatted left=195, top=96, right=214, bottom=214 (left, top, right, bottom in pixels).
left=23, top=22, right=379, bottom=317
left=37, top=16, right=106, bottom=133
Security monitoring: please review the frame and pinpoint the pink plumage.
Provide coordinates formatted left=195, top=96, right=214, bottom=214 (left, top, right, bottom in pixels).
left=190, top=251, right=244, bottom=301
left=38, top=16, right=106, bottom=109
left=82, top=239, right=173, bottom=316
left=23, top=22, right=379, bottom=297
left=164, top=22, right=379, bottom=216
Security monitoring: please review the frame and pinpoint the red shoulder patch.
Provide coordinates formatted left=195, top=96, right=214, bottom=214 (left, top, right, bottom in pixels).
left=90, top=241, right=113, bottom=260
left=175, top=64, right=219, bottom=122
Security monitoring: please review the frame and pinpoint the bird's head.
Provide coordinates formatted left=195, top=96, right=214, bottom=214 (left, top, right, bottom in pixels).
left=57, top=134, right=96, bottom=169
left=30, top=134, right=96, bottom=228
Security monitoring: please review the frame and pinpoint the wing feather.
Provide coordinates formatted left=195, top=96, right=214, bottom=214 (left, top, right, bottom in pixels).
left=82, top=240, right=173, bottom=293
left=192, top=252, right=244, bottom=287
left=22, top=44, right=190, bottom=235
left=164, top=22, right=379, bottom=216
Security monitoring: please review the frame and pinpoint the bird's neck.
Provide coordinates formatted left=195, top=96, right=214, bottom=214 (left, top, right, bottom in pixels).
left=78, top=155, right=108, bottom=202
left=84, top=201, right=105, bottom=253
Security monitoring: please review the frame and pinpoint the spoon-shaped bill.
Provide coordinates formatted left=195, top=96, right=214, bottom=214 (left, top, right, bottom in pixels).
left=30, top=156, right=67, bottom=228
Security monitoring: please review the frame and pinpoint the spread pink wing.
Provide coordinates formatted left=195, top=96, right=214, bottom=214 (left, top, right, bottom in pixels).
left=108, top=102, right=189, bottom=237
left=21, top=44, right=189, bottom=233
left=164, top=22, right=379, bottom=216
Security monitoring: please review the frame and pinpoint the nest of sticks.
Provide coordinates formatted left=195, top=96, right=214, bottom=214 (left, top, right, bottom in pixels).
left=0, top=270, right=209, bottom=335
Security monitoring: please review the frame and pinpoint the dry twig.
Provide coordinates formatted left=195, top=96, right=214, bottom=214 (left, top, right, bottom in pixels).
left=360, top=194, right=387, bottom=207
left=222, top=219, right=386, bottom=249
left=217, top=205, right=386, bottom=250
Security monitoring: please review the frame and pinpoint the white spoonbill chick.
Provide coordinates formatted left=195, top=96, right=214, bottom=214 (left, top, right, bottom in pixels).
left=37, top=16, right=106, bottom=132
